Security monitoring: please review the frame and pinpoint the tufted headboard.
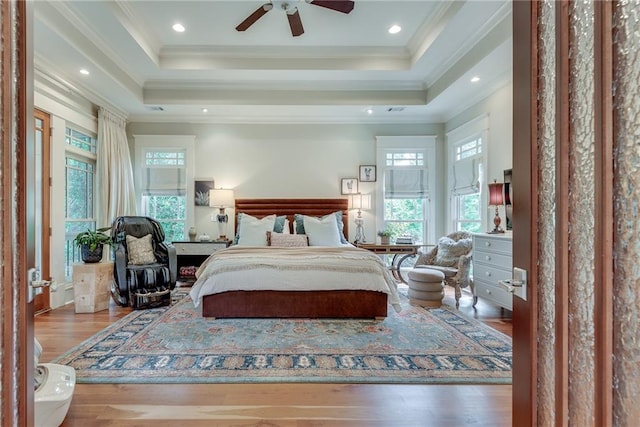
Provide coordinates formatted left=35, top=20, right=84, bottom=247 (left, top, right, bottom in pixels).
left=234, top=198, right=349, bottom=237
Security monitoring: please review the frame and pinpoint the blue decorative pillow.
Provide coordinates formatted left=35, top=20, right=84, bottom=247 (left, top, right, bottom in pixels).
left=233, top=213, right=287, bottom=245
left=294, top=211, right=347, bottom=244
left=273, top=215, right=287, bottom=233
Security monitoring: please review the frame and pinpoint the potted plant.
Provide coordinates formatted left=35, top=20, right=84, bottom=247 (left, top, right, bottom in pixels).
left=73, top=227, right=113, bottom=263
left=377, top=229, right=392, bottom=245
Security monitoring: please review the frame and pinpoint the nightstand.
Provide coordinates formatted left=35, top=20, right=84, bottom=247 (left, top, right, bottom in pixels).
left=172, top=240, right=231, bottom=282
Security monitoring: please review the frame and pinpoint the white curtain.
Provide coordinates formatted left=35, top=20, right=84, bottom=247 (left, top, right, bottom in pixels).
left=452, top=157, right=479, bottom=196
left=96, top=107, right=137, bottom=228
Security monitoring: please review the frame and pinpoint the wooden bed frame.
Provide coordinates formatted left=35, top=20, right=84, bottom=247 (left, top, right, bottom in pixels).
left=200, top=198, right=389, bottom=319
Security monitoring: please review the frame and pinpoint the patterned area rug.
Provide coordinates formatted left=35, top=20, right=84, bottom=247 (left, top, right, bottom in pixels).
left=53, top=288, right=512, bottom=384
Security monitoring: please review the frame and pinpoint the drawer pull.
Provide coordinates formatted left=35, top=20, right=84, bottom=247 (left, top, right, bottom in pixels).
left=485, top=241, right=491, bottom=247
left=485, top=272, right=492, bottom=277
left=485, top=289, right=492, bottom=295
left=485, top=255, right=491, bottom=261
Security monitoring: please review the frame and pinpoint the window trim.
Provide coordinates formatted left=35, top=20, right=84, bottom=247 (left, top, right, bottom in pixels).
left=133, top=135, right=195, bottom=238
left=64, top=127, right=97, bottom=280
left=447, top=115, right=489, bottom=233
left=376, top=136, right=437, bottom=245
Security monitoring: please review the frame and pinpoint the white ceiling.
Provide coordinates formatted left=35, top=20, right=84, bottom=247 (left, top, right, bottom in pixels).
left=33, top=0, right=512, bottom=124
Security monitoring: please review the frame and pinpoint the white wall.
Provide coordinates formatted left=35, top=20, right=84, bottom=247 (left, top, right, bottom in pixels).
left=126, top=122, right=443, bottom=241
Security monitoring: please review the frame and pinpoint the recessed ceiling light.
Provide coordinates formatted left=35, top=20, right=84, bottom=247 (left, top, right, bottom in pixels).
left=173, top=23, right=185, bottom=33
left=201, top=108, right=208, bottom=113
left=388, top=25, right=402, bottom=34
left=366, top=108, right=373, bottom=115
left=471, top=76, right=481, bottom=83
left=79, top=68, right=89, bottom=75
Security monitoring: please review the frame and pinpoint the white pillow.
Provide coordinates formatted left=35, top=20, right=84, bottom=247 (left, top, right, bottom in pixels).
left=283, top=218, right=291, bottom=234
left=294, top=211, right=348, bottom=244
left=434, top=237, right=472, bottom=267
left=237, top=214, right=277, bottom=246
left=303, top=214, right=342, bottom=246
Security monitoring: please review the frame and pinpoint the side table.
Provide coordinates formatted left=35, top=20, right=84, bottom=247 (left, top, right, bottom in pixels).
left=73, top=261, right=114, bottom=313
left=355, top=243, right=420, bottom=283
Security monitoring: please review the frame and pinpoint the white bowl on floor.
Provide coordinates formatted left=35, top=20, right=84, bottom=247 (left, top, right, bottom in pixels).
left=35, top=363, right=75, bottom=427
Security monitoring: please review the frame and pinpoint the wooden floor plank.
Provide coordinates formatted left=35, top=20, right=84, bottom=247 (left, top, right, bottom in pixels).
left=35, top=286, right=512, bottom=426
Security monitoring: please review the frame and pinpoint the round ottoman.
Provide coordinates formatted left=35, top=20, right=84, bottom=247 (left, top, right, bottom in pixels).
left=407, top=268, right=445, bottom=307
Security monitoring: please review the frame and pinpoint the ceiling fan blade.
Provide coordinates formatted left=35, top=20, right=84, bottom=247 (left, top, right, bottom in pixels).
left=287, top=9, right=304, bottom=37
left=236, top=3, right=273, bottom=32
left=307, top=0, right=355, bottom=14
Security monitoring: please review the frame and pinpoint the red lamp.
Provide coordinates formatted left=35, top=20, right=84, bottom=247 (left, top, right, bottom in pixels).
left=488, top=179, right=505, bottom=234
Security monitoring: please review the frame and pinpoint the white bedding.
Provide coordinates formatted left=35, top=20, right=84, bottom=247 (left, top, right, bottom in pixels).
left=189, top=245, right=401, bottom=311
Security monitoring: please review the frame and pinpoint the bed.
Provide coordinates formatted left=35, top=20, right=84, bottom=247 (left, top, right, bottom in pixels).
left=189, top=198, right=399, bottom=319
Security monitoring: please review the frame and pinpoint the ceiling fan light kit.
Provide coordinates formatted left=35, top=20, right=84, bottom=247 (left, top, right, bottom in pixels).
left=236, top=0, right=355, bottom=37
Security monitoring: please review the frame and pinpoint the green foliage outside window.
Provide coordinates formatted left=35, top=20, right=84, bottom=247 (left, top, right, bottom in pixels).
left=143, top=194, right=186, bottom=242
left=66, top=158, right=94, bottom=219
left=65, top=153, right=96, bottom=278
left=383, top=198, right=425, bottom=244
left=459, top=222, right=482, bottom=233
left=456, top=193, right=482, bottom=233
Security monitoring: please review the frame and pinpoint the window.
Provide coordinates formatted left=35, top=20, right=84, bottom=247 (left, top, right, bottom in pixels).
left=451, top=135, right=484, bottom=233
left=140, top=148, right=187, bottom=242
left=376, top=136, right=436, bottom=247
left=455, top=137, right=482, bottom=160
left=382, top=151, right=428, bottom=243
left=66, top=127, right=97, bottom=153
left=454, top=192, right=482, bottom=232
left=386, top=151, right=424, bottom=166
left=134, top=135, right=195, bottom=243
left=64, top=128, right=97, bottom=278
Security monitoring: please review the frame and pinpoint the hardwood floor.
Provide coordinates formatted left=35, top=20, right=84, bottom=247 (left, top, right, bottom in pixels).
left=35, top=286, right=512, bottom=427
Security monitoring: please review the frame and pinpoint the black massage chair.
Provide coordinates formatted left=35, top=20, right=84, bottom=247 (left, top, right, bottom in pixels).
left=110, top=216, right=177, bottom=309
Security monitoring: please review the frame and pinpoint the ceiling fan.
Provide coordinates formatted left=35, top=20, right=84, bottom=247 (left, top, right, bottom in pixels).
left=236, top=0, right=355, bottom=37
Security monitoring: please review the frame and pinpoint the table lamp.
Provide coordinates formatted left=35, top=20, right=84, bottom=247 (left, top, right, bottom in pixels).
left=488, top=179, right=505, bottom=234
left=209, top=189, right=235, bottom=240
left=349, top=193, right=371, bottom=243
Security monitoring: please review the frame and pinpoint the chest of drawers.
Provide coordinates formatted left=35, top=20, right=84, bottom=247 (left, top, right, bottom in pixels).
left=472, top=233, right=513, bottom=310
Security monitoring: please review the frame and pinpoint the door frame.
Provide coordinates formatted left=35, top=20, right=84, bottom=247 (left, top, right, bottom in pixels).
left=511, top=2, right=537, bottom=424
left=2, top=1, right=623, bottom=425
left=0, top=0, right=34, bottom=424
left=512, top=2, right=617, bottom=425
left=34, top=108, right=52, bottom=313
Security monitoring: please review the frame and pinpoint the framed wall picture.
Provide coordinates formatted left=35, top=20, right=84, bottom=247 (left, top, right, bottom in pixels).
left=359, top=165, right=376, bottom=182
left=341, top=178, right=359, bottom=195
left=194, top=180, right=214, bottom=206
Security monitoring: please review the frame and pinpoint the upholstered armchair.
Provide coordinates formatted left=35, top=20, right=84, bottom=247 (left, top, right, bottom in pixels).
left=413, top=231, right=474, bottom=308
left=110, top=216, right=177, bottom=309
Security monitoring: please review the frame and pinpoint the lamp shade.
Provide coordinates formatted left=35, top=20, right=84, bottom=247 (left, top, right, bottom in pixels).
left=209, top=189, right=235, bottom=208
left=488, top=180, right=504, bottom=206
left=350, top=193, right=371, bottom=210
